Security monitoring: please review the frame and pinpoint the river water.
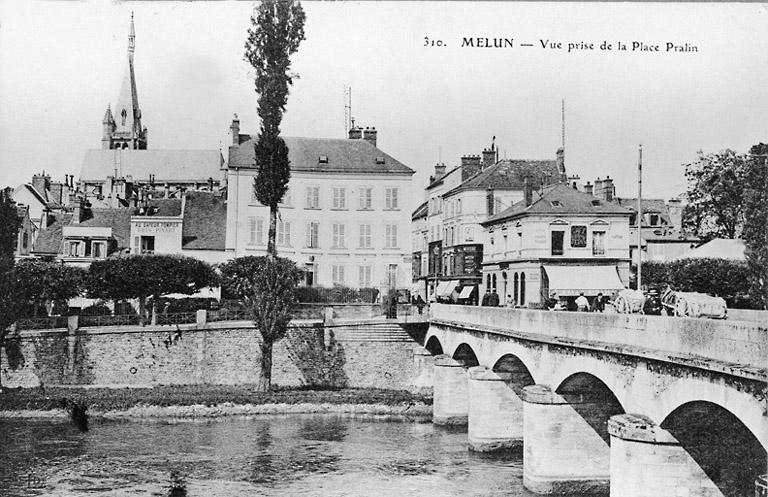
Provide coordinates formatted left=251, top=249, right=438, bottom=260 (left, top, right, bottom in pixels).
left=0, top=414, right=560, bottom=497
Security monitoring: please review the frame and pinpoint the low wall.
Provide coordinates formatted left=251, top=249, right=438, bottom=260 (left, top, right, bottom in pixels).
left=431, top=304, right=767, bottom=371
left=0, top=320, right=430, bottom=392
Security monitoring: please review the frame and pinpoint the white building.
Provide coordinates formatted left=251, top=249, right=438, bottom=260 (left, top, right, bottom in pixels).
left=481, top=183, right=632, bottom=307
left=226, top=118, right=415, bottom=289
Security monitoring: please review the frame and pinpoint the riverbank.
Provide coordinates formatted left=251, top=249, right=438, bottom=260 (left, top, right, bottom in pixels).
left=0, top=385, right=433, bottom=420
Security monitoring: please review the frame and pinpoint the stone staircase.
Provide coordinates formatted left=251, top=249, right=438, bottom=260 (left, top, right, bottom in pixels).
left=329, top=319, right=417, bottom=342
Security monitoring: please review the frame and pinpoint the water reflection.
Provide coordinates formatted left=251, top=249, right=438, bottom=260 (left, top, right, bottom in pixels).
left=0, top=414, right=550, bottom=497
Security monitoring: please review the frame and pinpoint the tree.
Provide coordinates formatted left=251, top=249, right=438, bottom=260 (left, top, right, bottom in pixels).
left=13, top=260, right=85, bottom=316
left=86, top=255, right=218, bottom=325
left=220, top=256, right=302, bottom=391
left=743, top=143, right=768, bottom=308
left=0, top=189, right=21, bottom=388
left=682, top=149, right=748, bottom=240
left=244, top=0, right=306, bottom=257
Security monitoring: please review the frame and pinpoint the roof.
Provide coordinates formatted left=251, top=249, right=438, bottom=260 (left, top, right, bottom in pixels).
left=80, top=149, right=223, bottom=183
left=228, top=135, right=414, bottom=175
left=182, top=192, right=227, bottom=251
left=412, top=201, right=428, bottom=220
left=134, top=198, right=182, bottom=217
left=32, top=213, right=71, bottom=254
left=444, top=159, right=561, bottom=198
left=32, top=209, right=133, bottom=256
left=680, top=238, right=746, bottom=261
left=614, top=198, right=672, bottom=224
left=484, top=183, right=632, bottom=225
left=426, top=166, right=460, bottom=190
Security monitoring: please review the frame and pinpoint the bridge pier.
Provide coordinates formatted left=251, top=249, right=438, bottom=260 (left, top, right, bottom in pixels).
left=432, top=354, right=469, bottom=425
left=608, top=414, right=722, bottom=497
left=522, top=384, right=610, bottom=495
left=467, top=366, right=523, bottom=452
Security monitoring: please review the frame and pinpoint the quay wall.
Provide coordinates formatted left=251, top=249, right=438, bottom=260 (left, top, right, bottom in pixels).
left=0, top=320, right=432, bottom=392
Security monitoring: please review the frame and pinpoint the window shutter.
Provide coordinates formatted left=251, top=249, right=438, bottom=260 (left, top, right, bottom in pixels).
left=285, top=222, right=291, bottom=246
left=256, top=219, right=264, bottom=245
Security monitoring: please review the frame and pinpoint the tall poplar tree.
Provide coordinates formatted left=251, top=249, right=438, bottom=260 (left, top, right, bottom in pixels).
left=245, top=0, right=306, bottom=257
left=743, top=143, right=768, bottom=308
left=0, top=189, right=21, bottom=388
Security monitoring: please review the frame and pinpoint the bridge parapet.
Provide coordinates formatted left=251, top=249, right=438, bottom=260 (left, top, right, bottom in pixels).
left=430, top=304, right=767, bottom=378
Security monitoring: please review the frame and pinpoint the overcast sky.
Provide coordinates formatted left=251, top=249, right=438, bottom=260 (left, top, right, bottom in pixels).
left=1, top=1, right=766, bottom=211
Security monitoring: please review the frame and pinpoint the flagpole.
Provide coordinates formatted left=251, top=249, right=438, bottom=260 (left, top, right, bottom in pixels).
left=637, top=144, right=643, bottom=291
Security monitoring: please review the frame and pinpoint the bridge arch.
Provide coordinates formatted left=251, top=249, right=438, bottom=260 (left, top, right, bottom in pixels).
left=660, top=400, right=767, bottom=497
left=424, top=335, right=443, bottom=356
left=452, top=343, right=480, bottom=367
left=492, top=353, right=536, bottom=393
left=555, top=372, right=625, bottom=444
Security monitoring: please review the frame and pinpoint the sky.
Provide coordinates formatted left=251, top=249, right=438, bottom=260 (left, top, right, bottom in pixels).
left=1, top=1, right=766, bottom=212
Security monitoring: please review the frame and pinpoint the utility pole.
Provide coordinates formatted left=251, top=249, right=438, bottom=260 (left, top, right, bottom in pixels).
left=637, top=144, right=643, bottom=291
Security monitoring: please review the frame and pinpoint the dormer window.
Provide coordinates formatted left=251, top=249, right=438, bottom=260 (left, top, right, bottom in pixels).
left=591, top=199, right=601, bottom=206
left=318, top=155, right=329, bottom=164
left=550, top=200, right=562, bottom=207
left=375, top=156, right=385, bottom=164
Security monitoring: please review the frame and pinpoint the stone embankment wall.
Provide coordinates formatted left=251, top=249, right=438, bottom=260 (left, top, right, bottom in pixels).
left=0, top=319, right=432, bottom=392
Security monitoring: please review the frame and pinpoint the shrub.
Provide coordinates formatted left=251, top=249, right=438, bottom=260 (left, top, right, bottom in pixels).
left=81, top=302, right=111, bottom=316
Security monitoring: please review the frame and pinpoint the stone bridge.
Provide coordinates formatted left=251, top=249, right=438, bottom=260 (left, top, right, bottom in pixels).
left=424, top=304, right=767, bottom=497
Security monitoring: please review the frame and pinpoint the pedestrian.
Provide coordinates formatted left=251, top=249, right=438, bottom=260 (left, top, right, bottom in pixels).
left=546, top=292, right=559, bottom=310
left=593, top=292, right=605, bottom=312
left=575, top=292, right=590, bottom=312
left=505, top=295, right=516, bottom=308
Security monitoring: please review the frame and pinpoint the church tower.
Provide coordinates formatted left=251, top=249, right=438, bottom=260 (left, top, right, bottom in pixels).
left=102, top=13, right=148, bottom=150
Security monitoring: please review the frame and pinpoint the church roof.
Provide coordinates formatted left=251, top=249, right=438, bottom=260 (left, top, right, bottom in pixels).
left=80, top=149, right=223, bottom=183
left=229, top=135, right=414, bottom=175
left=182, top=192, right=227, bottom=251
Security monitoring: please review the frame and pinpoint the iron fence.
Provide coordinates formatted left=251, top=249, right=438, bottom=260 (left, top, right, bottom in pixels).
left=16, top=316, right=69, bottom=330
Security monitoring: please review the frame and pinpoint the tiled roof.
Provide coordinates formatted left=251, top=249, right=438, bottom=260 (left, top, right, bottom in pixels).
left=412, top=201, right=428, bottom=220
left=133, top=198, right=183, bottom=217
left=614, top=198, right=671, bottom=223
left=80, top=149, right=223, bottom=182
left=32, top=213, right=71, bottom=254
left=32, top=209, right=133, bottom=256
left=484, top=183, right=632, bottom=225
left=426, top=166, right=460, bottom=190
left=229, top=135, right=414, bottom=175
left=444, top=159, right=562, bottom=197
left=182, top=192, right=227, bottom=251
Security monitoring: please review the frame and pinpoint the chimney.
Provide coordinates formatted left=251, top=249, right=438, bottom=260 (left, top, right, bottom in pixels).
left=348, top=126, right=362, bottom=140
left=50, top=182, right=63, bottom=205
left=667, top=198, right=683, bottom=232
left=584, top=181, right=593, bottom=196
left=603, top=176, right=614, bottom=202
left=524, top=177, right=533, bottom=207
left=556, top=147, right=565, bottom=178
left=31, top=172, right=50, bottom=197
left=460, top=155, right=482, bottom=181
left=230, top=114, right=240, bottom=145
left=72, top=197, right=87, bottom=224
left=434, top=163, right=446, bottom=181
left=486, top=188, right=495, bottom=216
left=482, top=148, right=496, bottom=169
left=594, top=178, right=604, bottom=198
left=363, top=127, right=377, bottom=148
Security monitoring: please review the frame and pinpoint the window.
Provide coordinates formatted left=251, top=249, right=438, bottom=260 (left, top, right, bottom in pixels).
left=520, top=272, right=526, bottom=305
left=306, top=222, right=319, bottom=248
left=305, top=186, right=320, bottom=209
left=464, top=226, right=474, bottom=242
left=385, top=188, right=399, bottom=209
left=22, top=232, right=28, bottom=250
left=332, top=265, right=345, bottom=285
left=494, top=197, right=502, bottom=214
left=650, top=214, right=659, bottom=226
left=91, top=241, right=106, bottom=258
left=248, top=216, right=264, bottom=245
left=517, top=232, right=523, bottom=254
left=318, top=155, right=328, bottom=164
left=332, top=187, right=346, bottom=209
left=332, top=223, right=346, bottom=248
left=277, top=220, right=291, bottom=247
left=385, top=224, right=398, bottom=248
left=359, top=187, right=372, bottom=210
left=68, top=241, right=81, bottom=257
left=450, top=227, right=455, bottom=246
left=503, top=235, right=508, bottom=251
left=140, top=236, right=155, bottom=255
left=359, top=224, right=372, bottom=248
left=457, top=199, right=462, bottom=214
left=551, top=231, right=564, bottom=256
left=593, top=231, right=606, bottom=256
left=359, top=265, right=372, bottom=287
left=571, top=226, right=587, bottom=248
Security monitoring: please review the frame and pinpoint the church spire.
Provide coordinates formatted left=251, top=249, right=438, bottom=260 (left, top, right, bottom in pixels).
left=128, top=11, right=135, bottom=55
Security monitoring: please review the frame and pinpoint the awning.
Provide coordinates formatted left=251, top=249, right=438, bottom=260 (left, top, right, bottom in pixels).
left=458, top=286, right=475, bottom=299
left=543, top=265, right=625, bottom=297
left=411, top=280, right=426, bottom=295
left=437, top=280, right=460, bottom=297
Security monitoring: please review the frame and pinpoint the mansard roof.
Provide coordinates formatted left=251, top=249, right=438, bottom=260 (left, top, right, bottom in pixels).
left=228, top=135, right=414, bottom=175
left=80, top=149, right=223, bottom=183
left=444, top=159, right=562, bottom=198
left=483, top=183, right=632, bottom=225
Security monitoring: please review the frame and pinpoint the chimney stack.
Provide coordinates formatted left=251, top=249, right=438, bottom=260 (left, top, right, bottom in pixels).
left=230, top=114, right=240, bottom=145
left=594, top=178, right=604, bottom=198
left=363, top=127, right=377, bottom=148
left=433, top=163, right=446, bottom=182
left=348, top=126, right=362, bottom=140
left=486, top=188, right=495, bottom=216
left=584, top=181, right=593, bottom=196
left=603, top=176, right=614, bottom=202
left=482, top=148, right=496, bottom=169
left=72, top=197, right=87, bottom=224
left=460, top=155, right=482, bottom=181
left=31, top=172, right=50, bottom=197
left=524, top=177, right=533, bottom=207
left=556, top=147, right=565, bottom=178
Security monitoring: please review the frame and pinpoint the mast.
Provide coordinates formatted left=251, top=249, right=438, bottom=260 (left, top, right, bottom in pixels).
left=637, top=144, right=643, bottom=291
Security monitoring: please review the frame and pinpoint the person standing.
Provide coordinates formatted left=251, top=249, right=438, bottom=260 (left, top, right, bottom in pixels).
left=575, top=292, right=590, bottom=312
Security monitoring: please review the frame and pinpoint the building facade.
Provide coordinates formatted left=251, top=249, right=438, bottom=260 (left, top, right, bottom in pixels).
left=481, top=183, right=632, bottom=307
left=226, top=118, right=414, bottom=290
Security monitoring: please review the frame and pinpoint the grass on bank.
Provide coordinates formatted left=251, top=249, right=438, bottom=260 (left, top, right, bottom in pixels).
left=0, top=384, right=432, bottom=412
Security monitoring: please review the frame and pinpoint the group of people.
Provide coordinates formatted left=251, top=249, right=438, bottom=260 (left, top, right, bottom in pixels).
left=546, top=292, right=609, bottom=312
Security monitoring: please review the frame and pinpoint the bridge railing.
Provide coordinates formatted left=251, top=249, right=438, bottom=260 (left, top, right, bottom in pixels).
left=429, top=304, right=767, bottom=371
